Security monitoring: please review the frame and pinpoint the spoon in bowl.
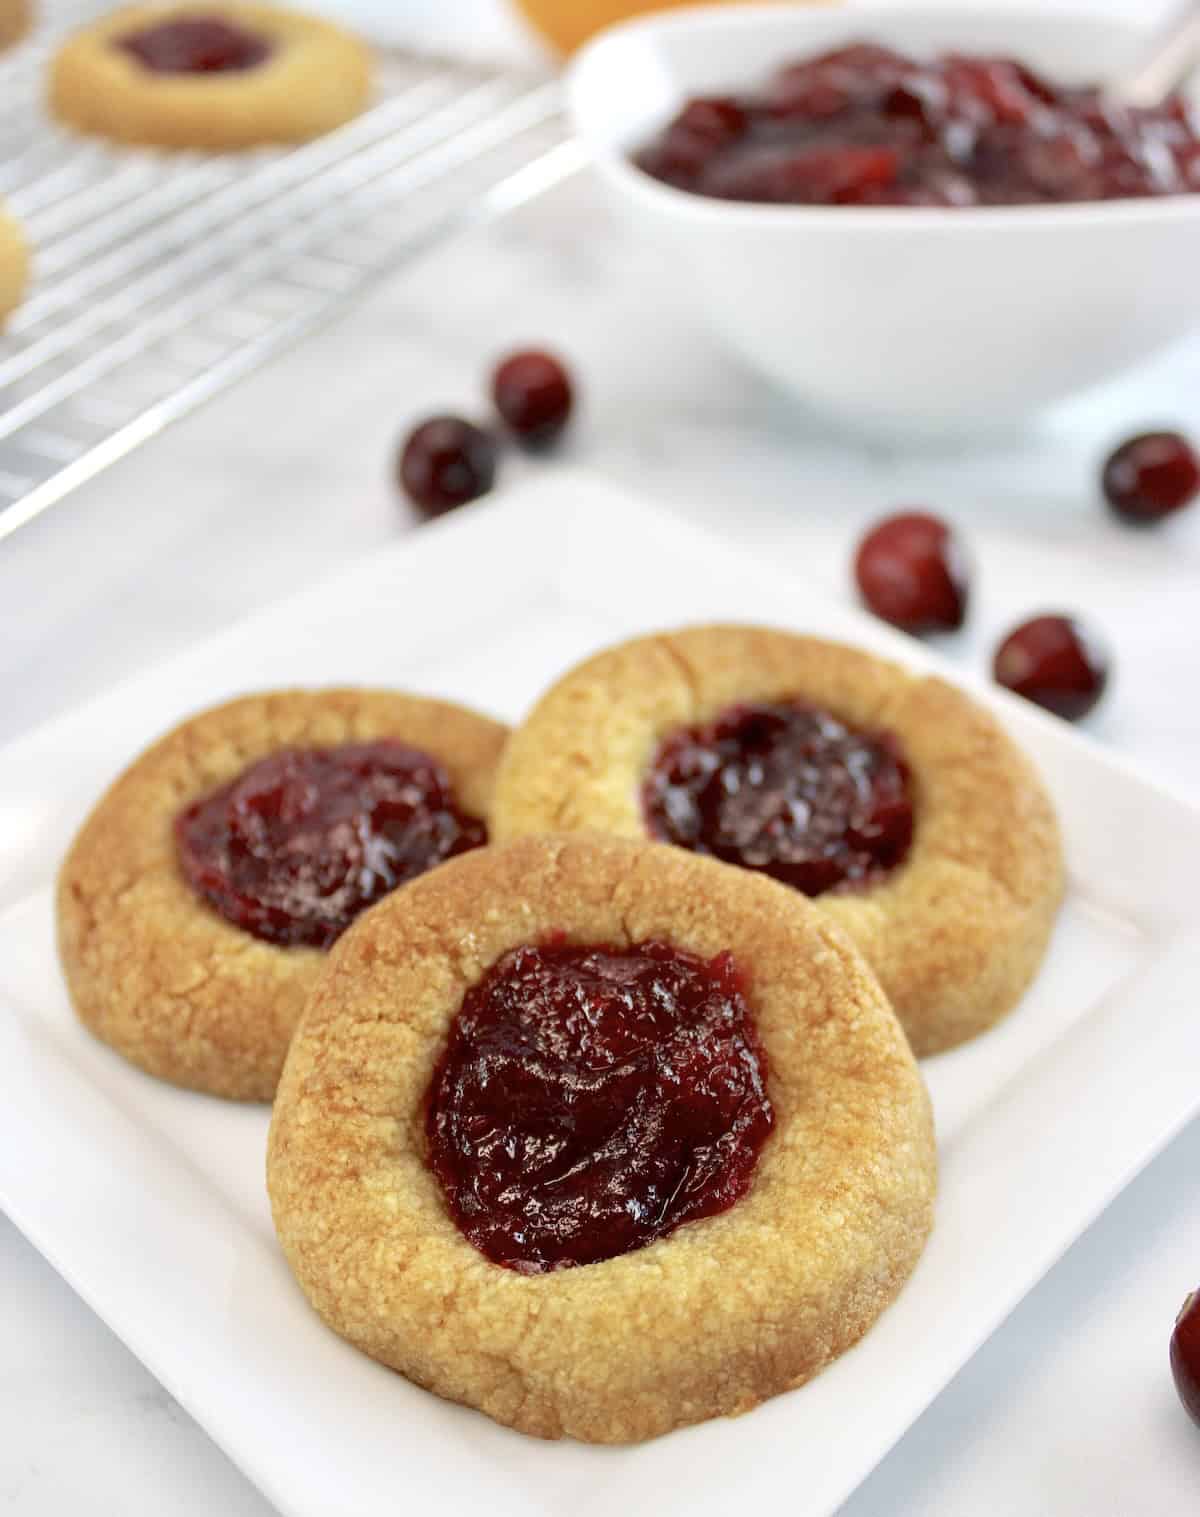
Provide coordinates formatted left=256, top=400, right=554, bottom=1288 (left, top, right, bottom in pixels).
left=1109, top=1, right=1200, bottom=108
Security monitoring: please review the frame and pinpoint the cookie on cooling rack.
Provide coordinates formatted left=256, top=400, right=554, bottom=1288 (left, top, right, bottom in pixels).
left=0, top=0, right=31, bottom=52
left=57, top=689, right=507, bottom=1101
left=267, top=832, right=936, bottom=1442
left=0, top=202, right=28, bottom=324
left=491, top=625, right=1065, bottom=1058
left=49, top=3, right=372, bottom=149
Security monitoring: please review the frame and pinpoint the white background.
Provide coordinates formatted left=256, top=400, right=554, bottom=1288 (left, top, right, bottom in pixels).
left=4, top=0, right=1200, bottom=1512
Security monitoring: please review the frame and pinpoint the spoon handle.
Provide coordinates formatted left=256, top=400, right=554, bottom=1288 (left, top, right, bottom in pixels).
left=1112, top=1, right=1200, bottom=108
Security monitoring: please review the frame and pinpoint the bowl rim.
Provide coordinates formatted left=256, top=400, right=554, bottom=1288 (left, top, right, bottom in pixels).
left=565, top=0, right=1200, bottom=231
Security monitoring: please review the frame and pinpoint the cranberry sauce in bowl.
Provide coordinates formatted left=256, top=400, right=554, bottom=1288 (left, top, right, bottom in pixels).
left=568, top=9, right=1200, bottom=432
left=634, top=43, right=1200, bottom=207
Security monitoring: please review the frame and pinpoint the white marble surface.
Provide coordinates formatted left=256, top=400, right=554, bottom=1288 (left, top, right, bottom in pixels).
left=5, top=0, right=1200, bottom=1512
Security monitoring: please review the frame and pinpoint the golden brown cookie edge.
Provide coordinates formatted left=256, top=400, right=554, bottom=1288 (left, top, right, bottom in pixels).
left=56, top=687, right=509, bottom=1101
left=490, top=624, right=1065, bottom=1056
left=48, top=2, right=372, bottom=149
left=268, top=832, right=937, bottom=1441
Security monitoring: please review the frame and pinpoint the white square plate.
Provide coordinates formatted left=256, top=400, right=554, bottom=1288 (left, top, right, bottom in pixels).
left=1, top=473, right=1199, bottom=1517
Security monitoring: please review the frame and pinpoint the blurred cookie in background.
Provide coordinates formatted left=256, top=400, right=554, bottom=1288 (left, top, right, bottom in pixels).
left=513, top=0, right=833, bottom=56
left=0, top=0, right=31, bottom=52
left=49, top=3, right=372, bottom=149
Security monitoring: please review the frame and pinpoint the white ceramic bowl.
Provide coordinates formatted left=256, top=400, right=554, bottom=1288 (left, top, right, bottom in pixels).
left=567, top=4, right=1200, bottom=440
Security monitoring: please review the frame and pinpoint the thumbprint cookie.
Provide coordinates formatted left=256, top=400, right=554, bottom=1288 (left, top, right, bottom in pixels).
left=491, top=626, right=1064, bottom=1056
left=57, top=688, right=506, bottom=1100
left=49, top=3, right=371, bottom=149
left=267, top=833, right=936, bottom=1442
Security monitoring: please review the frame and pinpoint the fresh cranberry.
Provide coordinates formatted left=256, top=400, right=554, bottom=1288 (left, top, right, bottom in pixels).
left=854, top=512, right=969, bottom=635
left=1171, top=1290, right=1200, bottom=1427
left=397, top=416, right=497, bottom=518
left=491, top=349, right=574, bottom=448
left=426, top=940, right=772, bottom=1273
left=993, top=615, right=1109, bottom=721
left=1102, top=431, right=1200, bottom=524
left=119, top=15, right=272, bottom=73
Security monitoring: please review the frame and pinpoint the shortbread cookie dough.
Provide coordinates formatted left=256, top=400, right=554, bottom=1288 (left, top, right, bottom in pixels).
left=49, top=4, right=372, bottom=149
left=491, top=626, right=1065, bottom=1056
left=57, top=689, right=507, bottom=1100
left=268, top=833, right=936, bottom=1442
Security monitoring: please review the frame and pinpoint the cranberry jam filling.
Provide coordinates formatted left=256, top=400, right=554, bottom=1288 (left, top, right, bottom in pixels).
left=644, top=701, right=913, bottom=897
left=635, top=43, right=1200, bottom=206
left=175, top=741, right=486, bottom=949
left=426, top=940, right=773, bottom=1273
left=118, top=15, right=273, bottom=74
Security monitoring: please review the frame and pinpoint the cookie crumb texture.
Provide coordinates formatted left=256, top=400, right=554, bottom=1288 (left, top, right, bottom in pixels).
left=56, top=689, right=507, bottom=1101
left=491, top=626, right=1066, bottom=1057
left=49, top=3, right=372, bottom=149
left=267, top=834, right=937, bottom=1443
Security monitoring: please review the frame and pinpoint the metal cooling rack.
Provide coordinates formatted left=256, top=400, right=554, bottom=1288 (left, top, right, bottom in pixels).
left=0, top=3, right=581, bottom=541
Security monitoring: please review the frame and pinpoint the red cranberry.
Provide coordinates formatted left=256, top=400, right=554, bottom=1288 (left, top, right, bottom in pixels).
left=491, top=350, right=574, bottom=448
left=1171, top=1290, right=1200, bottom=1427
left=993, top=614, right=1109, bottom=721
left=1102, top=431, right=1200, bottom=524
left=854, top=512, right=969, bottom=634
left=398, top=416, right=497, bottom=518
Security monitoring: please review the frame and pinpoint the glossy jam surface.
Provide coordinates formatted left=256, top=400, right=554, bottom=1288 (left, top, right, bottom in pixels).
left=644, top=701, right=913, bottom=896
left=176, top=741, right=486, bottom=948
left=635, top=43, right=1200, bottom=206
left=426, top=940, right=773, bottom=1273
left=119, top=15, right=273, bottom=74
